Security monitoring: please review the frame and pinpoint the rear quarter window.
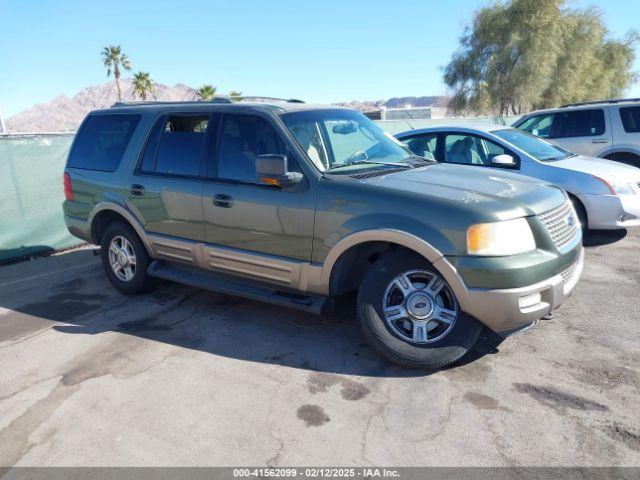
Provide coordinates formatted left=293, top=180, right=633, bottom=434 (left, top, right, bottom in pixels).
left=619, top=107, right=640, bottom=133
left=68, top=114, right=141, bottom=171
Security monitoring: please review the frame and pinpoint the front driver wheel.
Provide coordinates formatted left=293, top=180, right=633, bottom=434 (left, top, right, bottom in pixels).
left=357, top=250, right=481, bottom=369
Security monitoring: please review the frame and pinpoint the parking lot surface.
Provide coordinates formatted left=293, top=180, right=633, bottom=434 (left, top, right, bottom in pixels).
left=0, top=230, right=639, bottom=467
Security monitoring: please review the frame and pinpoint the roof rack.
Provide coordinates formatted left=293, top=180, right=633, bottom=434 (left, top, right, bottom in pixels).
left=240, top=96, right=305, bottom=104
left=560, top=98, right=640, bottom=108
left=111, top=98, right=233, bottom=107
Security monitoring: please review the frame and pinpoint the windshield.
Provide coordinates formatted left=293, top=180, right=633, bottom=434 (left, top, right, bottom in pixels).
left=492, top=128, right=573, bottom=161
left=280, top=109, right=415, bottom=173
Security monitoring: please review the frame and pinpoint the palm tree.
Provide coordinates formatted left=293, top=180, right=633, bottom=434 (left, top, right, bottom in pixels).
left=197, top=84, right=216, bottom=101
left=101, top=45, right=132, bottom=101
left=132, top=71, right=155, bottom=101
left=228, top=91, right=243, bottom=102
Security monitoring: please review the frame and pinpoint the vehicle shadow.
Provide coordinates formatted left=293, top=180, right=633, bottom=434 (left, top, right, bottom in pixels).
left=0, top=250, right=503, bottom=379
left=582, top=229, right=627, bottom=247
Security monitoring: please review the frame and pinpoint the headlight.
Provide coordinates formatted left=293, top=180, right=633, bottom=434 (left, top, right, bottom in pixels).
left=592, top=175, right=636, bottom=196
left=467, top=218, right=536, bottom=256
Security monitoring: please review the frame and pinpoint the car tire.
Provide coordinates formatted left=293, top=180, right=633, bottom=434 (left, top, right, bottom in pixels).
left=357, top=250, right=481, bottom=370
left=570, top=196, right=588, bottom=232
left=100, top=221, right=156, bottom=295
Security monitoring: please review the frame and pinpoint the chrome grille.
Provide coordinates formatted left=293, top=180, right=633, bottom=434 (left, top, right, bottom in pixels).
left=538, top=201, right=580, bottom=251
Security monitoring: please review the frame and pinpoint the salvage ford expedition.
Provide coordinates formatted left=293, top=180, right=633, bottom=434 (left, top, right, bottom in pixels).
left=63, top=100, right=584, bottom=369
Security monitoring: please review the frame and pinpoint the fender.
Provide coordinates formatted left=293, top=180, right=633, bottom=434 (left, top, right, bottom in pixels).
left=88, top=202, right=153, bottom=255
left=305, top=229, right=471, bottom=310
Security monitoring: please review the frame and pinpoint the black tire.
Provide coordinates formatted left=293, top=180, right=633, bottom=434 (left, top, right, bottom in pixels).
left=357, top=250, right=481, bottom=370
left=569, top=196, right=588, bottom=232
left=100, top=221, right=156, bottom=294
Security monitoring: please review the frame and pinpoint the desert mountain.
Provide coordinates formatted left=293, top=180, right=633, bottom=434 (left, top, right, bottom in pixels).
left=6, top=81, right=449, bottom=133
left=6, top=80, right=198, bottom=133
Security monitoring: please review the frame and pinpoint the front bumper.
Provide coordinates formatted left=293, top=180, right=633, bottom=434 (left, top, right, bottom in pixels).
left=579, top=193, right=640, bottom=229
left=434, top=247, right=584, bottom=336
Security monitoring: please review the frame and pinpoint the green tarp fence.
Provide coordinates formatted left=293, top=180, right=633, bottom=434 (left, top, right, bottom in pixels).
left=0, top=116, right=517, bottom=262
left=0, top=134, right=78, bottom=261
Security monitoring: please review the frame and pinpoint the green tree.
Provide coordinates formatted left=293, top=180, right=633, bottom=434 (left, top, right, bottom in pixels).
left=101, top=45, right=132, bottom=102
left=444, top=0, right=639, bottom=115
left=197, top=84, right=217, bottom=101
left=228, top=91, right=244, bottom=102
left=132, top=71, right=155, bottom=101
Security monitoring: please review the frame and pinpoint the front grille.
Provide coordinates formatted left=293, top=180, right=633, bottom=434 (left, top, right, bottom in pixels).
left=560, top=258, right=581, bottom=294
left=561, top=262, right=578, bottom=284
left=538, top=201, right=580, bottom=251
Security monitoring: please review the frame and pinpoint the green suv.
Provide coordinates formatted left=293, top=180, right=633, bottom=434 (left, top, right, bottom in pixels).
left=63, top=101, right=583, bottom=369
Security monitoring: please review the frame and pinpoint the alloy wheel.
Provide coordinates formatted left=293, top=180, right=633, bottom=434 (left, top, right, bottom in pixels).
left=108, top=235, right=137, bottom=282
left=382, top=269, right=458, bottom=344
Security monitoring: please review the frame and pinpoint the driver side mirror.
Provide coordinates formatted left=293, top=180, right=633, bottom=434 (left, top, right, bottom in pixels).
left=256, top=154, right=303, bottom=187
left=491, top=154, right=516, bottom=167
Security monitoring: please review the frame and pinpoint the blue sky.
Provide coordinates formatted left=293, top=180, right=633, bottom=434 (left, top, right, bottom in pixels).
left=1, top=0, right=639, bottom=117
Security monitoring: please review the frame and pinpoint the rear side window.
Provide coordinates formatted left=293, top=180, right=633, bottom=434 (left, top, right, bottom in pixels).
left=552, top=109, right=605, bottom=138
left=68, top=114, right=140, bottom=171
left=402, top=133, right=438, bottom=160
left=140, top=114, right=210, bottom=177
left=620, top=107, right=640, bottom=133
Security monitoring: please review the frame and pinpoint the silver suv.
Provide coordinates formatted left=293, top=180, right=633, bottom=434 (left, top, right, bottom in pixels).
left=514, top=98, right=640, bottom=167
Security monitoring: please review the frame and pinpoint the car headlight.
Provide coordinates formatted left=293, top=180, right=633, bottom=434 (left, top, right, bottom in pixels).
left=467, top=218, right=536, bottom=256
left=593, top=175, right=636, bottom=196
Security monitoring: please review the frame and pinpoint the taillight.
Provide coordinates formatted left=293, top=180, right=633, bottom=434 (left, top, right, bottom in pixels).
left=63, top=172, right=74, bottom=201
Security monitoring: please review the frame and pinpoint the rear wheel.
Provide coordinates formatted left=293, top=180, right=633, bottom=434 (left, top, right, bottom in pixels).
left=100, top=222, right=155, bottom=294
left=357, top=250, right=481, bottom=369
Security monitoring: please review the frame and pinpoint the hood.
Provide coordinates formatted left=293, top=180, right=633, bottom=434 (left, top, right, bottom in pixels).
left=547, top=155, right=640, bottom=181
left=357, top=163, right=566, bottom=218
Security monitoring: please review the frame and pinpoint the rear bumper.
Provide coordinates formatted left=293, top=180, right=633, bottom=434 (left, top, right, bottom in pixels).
left=579, top=193, right=640, bottom=229
left=64, top=214, right=92, bottom=243
left=434, top=247, right=584, bottom=336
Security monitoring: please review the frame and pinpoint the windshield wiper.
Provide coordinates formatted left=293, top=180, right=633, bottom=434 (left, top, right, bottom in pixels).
left=404, top=155, right=437, bottom=165
left=327, top=160, right=411, bottom=171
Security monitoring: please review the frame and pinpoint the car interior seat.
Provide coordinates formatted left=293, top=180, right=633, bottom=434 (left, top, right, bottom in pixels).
left=448, top=138, right=483, bottom=165
left=290, top=125, right=324, bottom=170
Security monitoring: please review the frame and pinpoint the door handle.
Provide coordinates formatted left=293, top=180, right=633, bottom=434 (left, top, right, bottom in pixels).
left=592, top=139, right=608, bottom=144
left=130, top=184, right=146, bottom=196
left=213, top=194, right=233, bottom=208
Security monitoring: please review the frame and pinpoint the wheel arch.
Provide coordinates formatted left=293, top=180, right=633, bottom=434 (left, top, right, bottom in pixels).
left=89, top=203, right=152, bottom=255
left=566, top=192, right=589, bottom=230
left=601, top=149, right=640, bottom=163
left=317, top=230, right=467, bottom=302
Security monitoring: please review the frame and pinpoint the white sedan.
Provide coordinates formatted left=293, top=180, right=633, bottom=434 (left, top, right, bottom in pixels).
left=395, top=125, right=640, bottom=230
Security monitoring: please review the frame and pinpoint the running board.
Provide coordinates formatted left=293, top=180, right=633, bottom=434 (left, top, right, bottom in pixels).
left=147, top=261, right=331, bottom=315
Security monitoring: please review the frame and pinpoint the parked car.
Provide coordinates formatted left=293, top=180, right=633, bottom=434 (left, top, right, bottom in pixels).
left=513, top=98, right=640, bottom=167
left=396, top=125, right=640, bottom=230
left=63, top=101, right=583, bottom=369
